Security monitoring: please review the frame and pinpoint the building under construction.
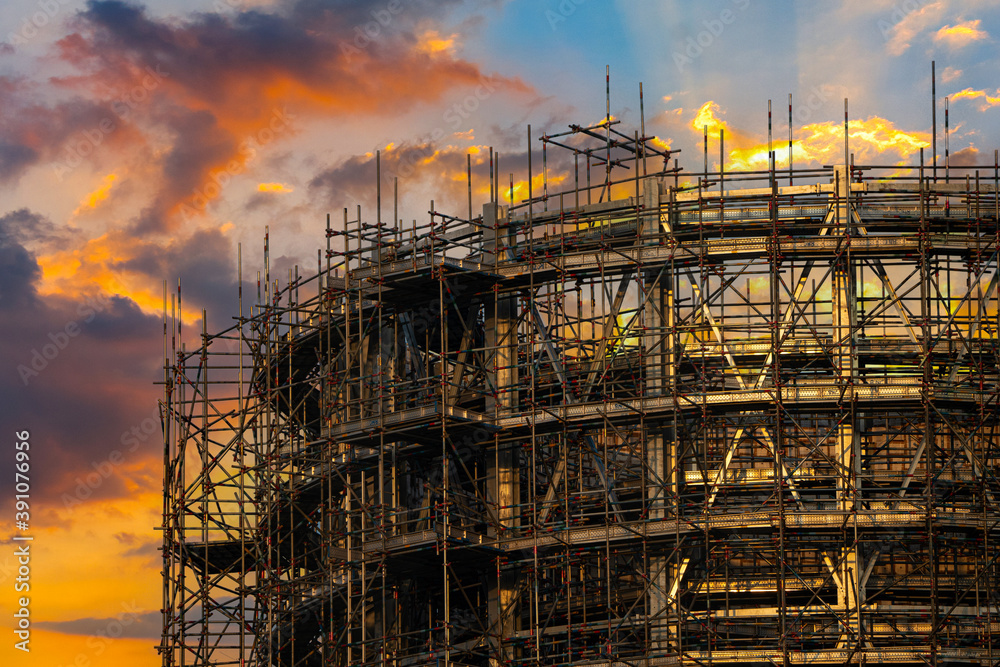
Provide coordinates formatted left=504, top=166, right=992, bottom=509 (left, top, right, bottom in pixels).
left=160, top=100, right=1000, bottom=666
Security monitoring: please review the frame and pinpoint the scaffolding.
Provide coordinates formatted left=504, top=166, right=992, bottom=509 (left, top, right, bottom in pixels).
left=161, top=99, right=1000, bottom=667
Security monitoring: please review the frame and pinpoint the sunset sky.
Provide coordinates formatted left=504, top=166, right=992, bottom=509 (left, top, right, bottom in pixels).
left=2, top=0, right=1000, bottom=664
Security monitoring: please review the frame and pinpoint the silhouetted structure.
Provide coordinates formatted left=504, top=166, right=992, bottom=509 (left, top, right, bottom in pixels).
left=161, top=102, right=1000, bottom=667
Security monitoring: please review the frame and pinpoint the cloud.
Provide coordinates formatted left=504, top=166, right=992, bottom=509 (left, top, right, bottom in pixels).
left=933, top=145, right=993, bottom=177
left=36, top=607, right=161, bottom=639
left=0, top=208, right=86, bottom=311
left=0, top=216, right=163, bottom=509
left=685, top=102, right=929, bottom=171
left=258, top=181, right=294, bottom=192
left=690, top=101, right=756, bottom=149
left=0, top=208, right=80, bottom=252
left=35, top=225, right=243, bottom=329
left=0, top=76, right=141, bottom=185
left=0, top=216, right=251, bottom=528
left=48, top=0, right=532, bottom=232
left=934, top=19, right=989, bottom=48
left=941, top=66, right=963, bottom=83
left=0, top=142, right=38, bottom=180
left=884, top=1, right=945, bottom=56
left=949, top=87, right=1000, bottom=111
left=0, top=0, right=538, bottom=528
left=71, top=172, right=118, bottom=217
left=309, top=138, right=577, bottom=216
left=417, top=29, right=459, bottom=56
left=132, top=104, right=244, bottom=232
left=0, top=214, right=43, bottom=311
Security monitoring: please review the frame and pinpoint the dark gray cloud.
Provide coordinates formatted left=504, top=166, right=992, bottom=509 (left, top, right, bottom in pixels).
left=0, top=214, right=162, bottom=509
left=0, top=208, right=82, bottom=251
left=36, top=607, right=161, bottom=639
left=0, top=142, right=37, bottom=180
left=0, top=212, right=43, bottom=311
left=112, top=226, right=249, bottom=333
left=309, top=137, right=578, bottom=215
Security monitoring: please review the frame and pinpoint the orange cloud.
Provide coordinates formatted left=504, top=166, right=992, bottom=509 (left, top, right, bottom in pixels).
left=687, top=102, right=928, bottom=172
left=257, top=182, right=294, bottom=193
left=693, top=101, right=728, bottom=136
left=56, top=2, right=535, bottom=231
left=690, top=101, right=756, bottom=150
left=418, top=30, right=458, bottom=56
left=36, top=230, right=211, bottom=322
left=505, top=172, right=568, bottom=205
left=39, top=260, right=160, bottom=317
left=950, top=87, right=1000, bottom=111
left=314, top=141, right=556, bottom=215
left=649, top=136, right=671, bottom=152
left=71, top=172, right=118, bottom=217
left=722, top=116, right=929, bottom=171
left=884, top=1, right=945, bottom=56
left=934, top=19, right=989, bottom=48
left=588, top=113, right=619, bottom=127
